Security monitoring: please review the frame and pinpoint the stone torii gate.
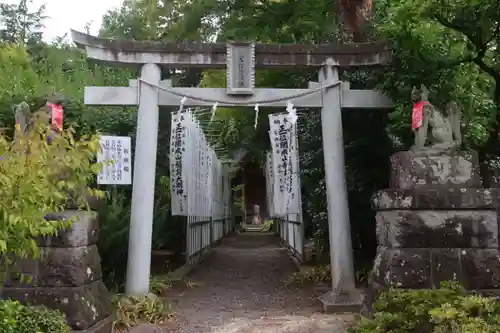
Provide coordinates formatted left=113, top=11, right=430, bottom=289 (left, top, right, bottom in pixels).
left=71, top=30, right=392, bottom=311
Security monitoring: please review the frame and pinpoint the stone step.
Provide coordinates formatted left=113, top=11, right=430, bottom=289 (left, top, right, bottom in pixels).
left=245, top=226, right=264, bottom=232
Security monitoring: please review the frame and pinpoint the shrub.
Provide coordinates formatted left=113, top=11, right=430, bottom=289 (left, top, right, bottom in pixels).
left=285, top=264, right=331, bottom=285
left=0, top=299, right=23, bottom=333
left=96, top=189, right=131, bottom=291
left=0, top=299, right=70, bottom=333
left=112, top=293, right=173, bottom=330
left=0, top=110, right=103, bottom=278
left=350, top=282, right=500, bottom=333
left=98, top=177, right=181, bottom=291
left=262, top=219, right=273, bottom=232
left=150, top=274, right=173, bottom=295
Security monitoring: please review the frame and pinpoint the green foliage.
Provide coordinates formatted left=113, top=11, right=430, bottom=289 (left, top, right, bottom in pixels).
left=112, top=293, right=173, bottom=330
left=232, top=183, right=245, bottom=214
left=350, top=283, right=500, bottom=333
left=0, top=299, right=23, bottom=333
left=0, top=2, right=186, bottom=291
left=0, top=0, right=46, bottom=45
left=151, top=175, right=183, bottom=252
left=150, top=274, right=173, bottom=295
left=0, top=113, right=103, bottom=277
left=96, top=190, right=131, bottom=291
left=285, top=264, right=331, bottom=285
left=15, top=305, right=71, bottom=333
left=0, top=299, right=70, bottom=333
left=0, top=45, right=40, bottom=99
left=97, top=184, right=183, bottom=291
left=373, top=0, right=499, bottom=154
left=261, top=219, right=273, bottom=232
left=149, top=274, right=201, bottom=295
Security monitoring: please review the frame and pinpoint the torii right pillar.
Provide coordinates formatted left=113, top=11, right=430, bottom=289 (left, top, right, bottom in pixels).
left=317, top=59, right=364, bottom=312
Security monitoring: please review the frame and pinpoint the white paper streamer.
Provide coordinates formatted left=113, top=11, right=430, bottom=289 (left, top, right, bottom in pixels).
left=254, top=104, right=259, bottom=129
left=210, top=102, right=218, bottom=123
left=286, top=101, right=298, bottom=124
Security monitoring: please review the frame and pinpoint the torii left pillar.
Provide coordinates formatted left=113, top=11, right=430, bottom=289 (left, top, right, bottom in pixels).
left=317, top=59, right=363, bottom=312
left=125, top=63, right=161, bottom=295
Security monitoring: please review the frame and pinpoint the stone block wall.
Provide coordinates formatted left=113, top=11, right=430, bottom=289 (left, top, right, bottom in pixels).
left=371, top=151, right=500, bottom=293
left=1, top=210, right=113, bottom=333
left=389, top=150, right=481, bottom=189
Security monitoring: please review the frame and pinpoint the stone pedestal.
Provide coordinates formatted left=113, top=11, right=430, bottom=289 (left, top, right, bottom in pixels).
left=371, top=151, right=500, bottom=294
left=1, top=210, right=113, bottom=333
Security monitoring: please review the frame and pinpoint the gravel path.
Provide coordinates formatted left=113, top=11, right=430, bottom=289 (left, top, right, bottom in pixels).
left=160, top=233, right=354, bottom=333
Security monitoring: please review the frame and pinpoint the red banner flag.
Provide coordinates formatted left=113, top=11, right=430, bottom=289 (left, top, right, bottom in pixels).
left=412, top=101, right=428, bottom=130
left=49, top=103, right=63, bottom=132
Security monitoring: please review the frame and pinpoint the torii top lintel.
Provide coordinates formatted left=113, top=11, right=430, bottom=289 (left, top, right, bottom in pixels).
left=70, top=30, right=391, bottom=69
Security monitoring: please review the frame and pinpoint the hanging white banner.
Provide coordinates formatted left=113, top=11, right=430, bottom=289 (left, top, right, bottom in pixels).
left=269, top=114, right=288, bottom=216
left=171, top=108, right=230, bottom=220
left=265, top=151, right=275, bottom=218
left=170, top=112, right=188, bottom=215
left=186, top=111, right=198, bottom=216
left=269, top=113, right=302, bottom=216
left=287, top=121, right=302, bottom=215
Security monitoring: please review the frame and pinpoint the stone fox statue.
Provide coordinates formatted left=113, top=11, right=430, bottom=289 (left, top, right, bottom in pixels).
left=13, top=92, right=65, bottom=141
left=411, top=84, right=462, bottom=152
left=14, top=101, right=32, bottom=140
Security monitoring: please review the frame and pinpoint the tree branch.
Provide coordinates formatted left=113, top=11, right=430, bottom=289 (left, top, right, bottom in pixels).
left=473, top=51, right=499, bottom=80
left=434, top=14, right=500, bottom=80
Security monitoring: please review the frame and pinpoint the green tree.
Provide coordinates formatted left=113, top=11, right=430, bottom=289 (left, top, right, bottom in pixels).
left=373, top=0, right=499, bottom=182
left=0, top=112, right=103, bottom=277
left=0, top=0, right=46, bottom=45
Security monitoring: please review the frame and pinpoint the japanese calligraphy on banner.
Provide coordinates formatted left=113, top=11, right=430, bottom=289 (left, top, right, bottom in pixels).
left=269, top=114, right=288, bottom=216
left=97, top=135, right=132, bottom=185
left=170, top=111, right=188, bottom=215
left=268, top=113, right=301, bottom=216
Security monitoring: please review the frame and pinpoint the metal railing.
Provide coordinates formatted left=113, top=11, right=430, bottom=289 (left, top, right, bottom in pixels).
left=276, top=213, right=304, bottom=263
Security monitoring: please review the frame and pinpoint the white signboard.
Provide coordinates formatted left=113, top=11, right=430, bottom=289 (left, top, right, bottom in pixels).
left=97, top=135, right=132, bottom=185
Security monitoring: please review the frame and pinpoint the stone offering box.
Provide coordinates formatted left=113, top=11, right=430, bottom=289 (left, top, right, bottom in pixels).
left=371, top=151, right=500, bottom=294
left=0, top=210, right=113, bottom=333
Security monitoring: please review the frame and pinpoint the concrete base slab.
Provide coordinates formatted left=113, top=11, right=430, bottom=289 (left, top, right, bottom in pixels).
left=318, top=289, right=364, bottom=313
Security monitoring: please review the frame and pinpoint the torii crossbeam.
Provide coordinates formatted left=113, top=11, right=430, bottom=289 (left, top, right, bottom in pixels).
left=72, top=30, right=393, bottom=312
left=72, top=30, right=390, bottom=68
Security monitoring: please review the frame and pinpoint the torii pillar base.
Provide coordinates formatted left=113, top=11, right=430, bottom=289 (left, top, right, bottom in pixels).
left=318, top=289, right=364, bottom=313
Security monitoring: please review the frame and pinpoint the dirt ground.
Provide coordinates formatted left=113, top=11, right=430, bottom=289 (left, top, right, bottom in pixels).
left=156, top=233, right=355, bottom=333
